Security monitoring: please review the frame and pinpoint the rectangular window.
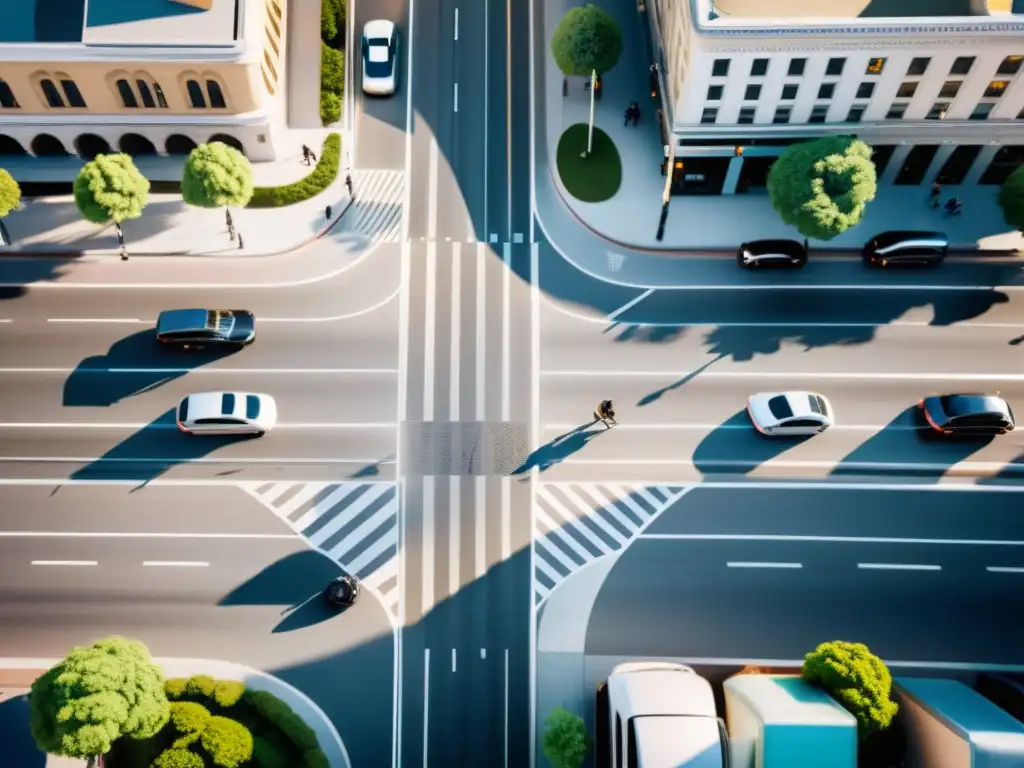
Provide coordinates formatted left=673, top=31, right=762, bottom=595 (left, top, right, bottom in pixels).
left=751, top=58, right=769, bottom=76
left=907, top=57, right=930, bottom=76
left=826, top=57, right=845, bottom=76
left=951, top=56, right=975, bottom=75
left=896, top=81, right=918, bottom=99
left=738, top=107, right=756, bottom=124
left=856, top=82, right=875, bottom=99
left=788, top=58, right=806, bottom=77
left=706, top=84, right=723, bottom=101
left=927, top=102, right=949, bottom=120
left=60, top=80, right=86, bottom=108
left=773, top=106, right=791, bottom=124
left=808, top=105, right=828, bottom=123
left=998, top=55, right=1024, bottom=75
left=817, top=82, right=835, bottom=99
left=866, top=57, right=886, bottom=75
left=846, top=106, right=865, bottom=122
left=712, top=59, right=730, bottom=77
left=0, top=80, right=19, bottom=109
left=971, top=102, right=994, bottom=120
left=781, top=83, right=799, bottom=100
left=886, top=104, right=907, bottom=119
left=744, top=84, right=761, bottom=101
left=935, top=145, right=982, bottom=185
left=985, top=80, right=1009, bottom=98
left=939, top=80, right=962, bottom=98
left=701, top=107, right=718, bottom=124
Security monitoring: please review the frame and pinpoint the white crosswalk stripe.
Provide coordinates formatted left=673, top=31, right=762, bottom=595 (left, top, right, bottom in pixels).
left=242, top=481, right=401, bottom=619
left=348, top=169, right=404, bottom=242
left=533, top=483, right=692, bottom=605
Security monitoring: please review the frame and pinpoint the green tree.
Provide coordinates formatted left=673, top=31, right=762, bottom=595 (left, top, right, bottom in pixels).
left=28, top=636, right=170, bottom=767
left=767, top=135, right=877, bottom=241
left=542, top=706, right=589, bottom=768
left=73, top=153, right=150, bottom=227
left=550, top=4, right=623, bottom=77
left=320, top=0, right=346, bottom=43
left=802, top=640, right=899, bottom=738
left=199, top=715, right=253, bottom=768
left=152, top=749, right=205, bottom=768
left=181, top=142, right=253, bottom=236
left=0, top=168, right=21, bottom=245
left=998, top=163, right=1024, bottom=231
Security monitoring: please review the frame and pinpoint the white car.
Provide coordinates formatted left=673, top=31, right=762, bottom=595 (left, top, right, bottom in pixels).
left=746, top=391, right=833, bottom=437
left=361, top=20, right=399, bottom=96
left=176, top=391, right=277, bottom=436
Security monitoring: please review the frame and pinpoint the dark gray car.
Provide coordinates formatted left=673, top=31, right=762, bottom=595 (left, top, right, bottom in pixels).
left=156, top=308, right=256, bottom=349
left=737, top=239, right=808, bottom=269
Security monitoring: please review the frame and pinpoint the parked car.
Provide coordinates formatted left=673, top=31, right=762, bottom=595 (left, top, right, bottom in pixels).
left=324, top=575, right=360, bottom=609
left=156, top=308, right=256, bottom=349
left=176, top=391, right=277, bottom=436
left=747, top=391, right=834, bottom=436
left=863, top=231, right=948, bottom=267
left=737, top=238, right=808, bottom=269
left=361, top=20, right=400, bottom=96
left=919, top=393, right=1014, bottom=437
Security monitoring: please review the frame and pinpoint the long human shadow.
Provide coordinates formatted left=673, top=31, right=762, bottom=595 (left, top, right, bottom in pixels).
left=638, top=354, right=725, bottom=407
left=511, top=422, right=608, bottom=475
left=693, top=409, right=812, bottom=476
left=69, top=408, right=249, bottom=482
left=63, top=328, right=239, bottom=406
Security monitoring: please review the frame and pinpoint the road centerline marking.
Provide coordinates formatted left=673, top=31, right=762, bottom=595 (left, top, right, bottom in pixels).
left=641, top=533, right=1024, bottom=546
left=858, top=562, right=941, bottom=571
left=142, top=561, right=210, bottom=567
left=30, top=560, right=97, bottom=566
left=727, top=561, right=803, bottom=569
left=987, top=566, right=1024, bottom=573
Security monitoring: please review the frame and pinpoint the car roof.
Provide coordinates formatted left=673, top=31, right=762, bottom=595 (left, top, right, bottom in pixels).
left=364, top=19, right=395, bottom=38
left=157, top=308, right=208, bottom=332
left=183, top=391, right=248, bottom=419
left=941, top=394, right=1011, bottom=418
left=741, top=239, right=806, bottom=256
left=872, top=230, right=947, bottom=248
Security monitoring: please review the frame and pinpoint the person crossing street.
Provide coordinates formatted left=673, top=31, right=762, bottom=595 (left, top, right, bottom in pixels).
left=594, top=399, right=617, bottom=428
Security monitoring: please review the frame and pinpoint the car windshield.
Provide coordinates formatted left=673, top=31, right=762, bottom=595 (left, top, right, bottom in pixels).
left=246, top=395, right=261, bottom=420
left=221, top=393, right=236, bottom=415
left=940, top=395, right=1002, bottom=418
left=768, top=395, right=794, bottom=419
left=205, top=309, right=234, bottom=337
left=365, top=39, right=392, bottom=77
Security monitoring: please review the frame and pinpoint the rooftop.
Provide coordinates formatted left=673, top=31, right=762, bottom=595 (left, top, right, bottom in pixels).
left=1, top=0, right=238, bottom=46
left=711, top=0, right=1010, bottom=20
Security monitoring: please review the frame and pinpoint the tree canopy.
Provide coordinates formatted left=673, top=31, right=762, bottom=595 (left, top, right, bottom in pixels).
left=181, top=142, right=254, bottom=210
left=551, top=4, right=623, bottom=76
left=767, top=136, right=877, bottom=241
left=802, top=640, right=898, bottom=738
left=542, top=706, right=590, bottom=768
left=73, top=154, right=150, bottom=225
left=0, top=168, right=21, bottom=218
left=29, top=636, right=170, bottom=760
left=320, top=0, right=346, bottom=42
left=998, top=163, right=1024, bottom=231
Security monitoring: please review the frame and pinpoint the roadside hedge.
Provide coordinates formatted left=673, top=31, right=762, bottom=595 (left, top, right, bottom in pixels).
left=245, top=689, right=329, bottom=768
left=320, top=90, right=342, bottom=126
left=200, top=715, right=254, bottom=768
left=169, top=702, right=210, bottom=734
left=152, top=749, right=204, bottom=768
left=248, top=133, right=341, bottom=208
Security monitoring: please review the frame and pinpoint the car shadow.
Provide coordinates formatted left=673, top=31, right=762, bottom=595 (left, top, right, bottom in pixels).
left=63, top=329, right=240, bottom=406
left=69, top=408, right=249, bottom=483
left=510, top=422, right=609, bottom=475
left=693, top=410, right=812, bottom=476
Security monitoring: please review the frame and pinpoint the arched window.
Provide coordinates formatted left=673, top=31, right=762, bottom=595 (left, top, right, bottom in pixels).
left=0, top=80, right=18, bottom=108
left=154, top=83, right=168, bottom=108
left=206, top=80, right=226, bottom=108
left=60, top=79, right=86, bottom=107
left=116, top=79, right=138, bottom=108
left=186, top=79, right=206, bottom=108
left=40, top=79, right=64, bottom=107
left=136, top=80, right=155, bottom=108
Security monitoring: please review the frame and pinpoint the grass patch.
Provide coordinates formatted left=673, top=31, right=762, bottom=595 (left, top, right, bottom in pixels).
left=556, top=123, right=622, bottom=203
left=248, top=133, right=341, bottom=208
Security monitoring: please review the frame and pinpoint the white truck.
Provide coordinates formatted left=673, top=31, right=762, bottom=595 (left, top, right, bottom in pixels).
left=597, top=661, right=729, bottom=768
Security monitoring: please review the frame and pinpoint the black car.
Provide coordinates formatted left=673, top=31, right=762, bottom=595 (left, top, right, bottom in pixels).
left=156, top=309, right=256, bottom=349
left=737, top=239, right=808, bottom=269
left=919, top=393, right=1015, bottom=437
left=323, top=575, right=360, bottom=609
left=863, top=231, right=948, bottom=267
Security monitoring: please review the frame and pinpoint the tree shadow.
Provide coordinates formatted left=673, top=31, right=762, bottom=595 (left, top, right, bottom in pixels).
left=63, top=328, right=239, bottom=406
left=349, top=455, right=394, bottom=479
left=69, top=408, right=249, bottom=482
left=638, top=353, right=725, bottom=407
left=0, top=256, right=75, bottom=303
left=0, top=694, right=46, bottom=768
left=610, top=324, right=687, bottom=344
left=693, top=409, right=812, bottom=476
left=510, top=422, right=608, bottom=475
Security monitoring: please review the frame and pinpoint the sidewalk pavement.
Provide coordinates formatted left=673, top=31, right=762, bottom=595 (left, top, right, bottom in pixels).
left=539, top=0, right=1024, bottom=254
left=0, top=127, right=354, bottom=257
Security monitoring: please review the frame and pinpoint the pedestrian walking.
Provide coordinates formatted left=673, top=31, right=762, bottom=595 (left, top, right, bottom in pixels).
left=945, top=197, right=962, bottom=216
left=237, top=233, right=244, bottom=250
left=623, top=105, right=633, bottom=126
left=631, top=101, right=641, bottom=125
left=325, top=204, right=333, bottom=220
left=594, top=399, right=617, bottom=428
left=226, top=209, right=235, bottom=240
left=929, top=182, right=941, bottom=208
left=345, top=172, right=354, bottom=200
left=301, top=144, right=311, bottom=165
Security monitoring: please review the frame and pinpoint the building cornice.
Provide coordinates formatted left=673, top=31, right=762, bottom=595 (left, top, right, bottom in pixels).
left=0, top=42, right=251, bottom=64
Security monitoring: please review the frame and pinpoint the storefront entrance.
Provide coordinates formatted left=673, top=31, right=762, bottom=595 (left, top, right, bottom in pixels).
left=736, top=156, right=775, bottom=194
left=672, top=156, right=730, bottom=195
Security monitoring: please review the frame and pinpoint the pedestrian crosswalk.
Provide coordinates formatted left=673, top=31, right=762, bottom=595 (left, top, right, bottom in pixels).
left=533, top=483, right=692, bottom=605
left=241, top=481, right=401, bottom=619
left=348, top=169, right=404, bottom=242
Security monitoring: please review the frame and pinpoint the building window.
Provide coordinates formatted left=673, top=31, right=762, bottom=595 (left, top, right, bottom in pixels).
left=896, top=82, right=918, bottom=99
left=154, top=83, right=169, bottom=108
left=950, top=56, right=975, bottom=75
left=856, top=82, right=875, bottom=99
left=711, top=59, right=729, bottom=77
left=866, top=57, right=886, bottom=75
left=701, top=107, right=718, bottom=124
left=926, top=102, right=949, bottom=120
left=116, top=79, right=138, bottom=108
left=826, top=57, right=845, bottom=76
left=738, top=107, right=755, bottom=124
left=817, top=83, right=835, bottom=100
left=0, top=79, right=18, bottom=108
left=846, top=106, right=865, bottom=122
left=61, top=80, right=86, bottom=107
left=985, top=80, right=1009, bottom=98
left=206, top=80, right=227, bottom=108
left=886, top=104, right=907, bottom=119
left=186, top=79, right=206, bottom=108
left=136, top=80, right=156, bottom=108
left=808, top=105, right=828, bottom=123
left=744, top=84, right=761, bottom=101
left=907, top=57, right=930, bottom=76
left=40, top=79, right=64, bottom=107
left=750, top=58, right=769, bottom=77
left=939, top=81, right=961, bottom=98
left=706, top=84, right=723, bottom=101
left=788, top=58, right=806, bottom=76
left=971, top=102, right=994, bottom=120
left=998, top=55, right=1024, bottom=75
left=773, top=106, right=791, bottom=124
left=781, top=83, right=798, bottom=100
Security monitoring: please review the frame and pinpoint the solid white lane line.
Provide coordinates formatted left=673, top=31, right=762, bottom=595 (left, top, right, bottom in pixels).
left=0, top=457, right=393, bottom=465
left=481, top=648, right=486, bottom=659
left=542, top=371, right=1024, bottom=381
left=540, top=480, right=1024, bottom=493
left=0, top=320, right=11, bottom=323
left=452, top=648, right=457, bottom=672
left=987, top=566, right=1024, bottom=573
left=608, top=289, right=654, bottom=320
left=453, top=83, right=459, bottom=112
left=428, top=140, right=440, bottom=240
left=627, top=284, right=1024, bottom=292
left=504, top=648, right=510, bottom=768
left=422, top=648, right=430, bottom=768
left=562, top=458, right=1024, bottom=474
left=501, top=476, right=511, bottom=560
left=0, top=423, right=399, bottom=429
left=451, top=243, right=462, bottom=421
left=483, top=0, right=489, bottom=239
left=31, top=560, right=97, bottom=566
left=422, top=476, right=435, bottom=612
left=0, top=367, right=399, bottom=374
left=450, top=476, right=460, bottom=596
left=7, top=532, right=299, bottom=539
left=502, top=242, right=511, bottom=421
left=544, top=423, right=923, bottom=432
left=476, top=243, right=487, bottom=421
left=641, top=533, right=1024, bottom=546
left=727, top=561, right=802, bottom=569
left=858, top=563, right=941, bottom=571
left=142, top=561, right=209, bottom=567
left=47, top=318, right=144, bottom=324
left=424, top=242, right=437, bottom=420
left=454, top=7, right=459, bottom=39
left=477, top=475, right=487, bottom=577
left=531, top=243, right=540, bottom=452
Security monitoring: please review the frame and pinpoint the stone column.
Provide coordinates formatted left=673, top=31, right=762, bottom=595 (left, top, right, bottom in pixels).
left=962, top=144, right=1001, bottom=186
left=922, top=144, right=956, bottom=185
left=880, top=144, right=913, bottom=185
left=722, top=155, right=743, bottom=195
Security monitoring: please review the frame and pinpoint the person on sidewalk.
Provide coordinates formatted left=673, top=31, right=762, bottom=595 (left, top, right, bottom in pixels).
left=302, top=144, right=312, bottom=165
left=929, top=182, right=941, bottom=208
left=623, top=105, right=633, bottom=126
left=945, top=197, right=962, bottom=215
left=237, top=233, right=245, bottom=250
left=631, top=101, right=641, bottom=125
left=594, top=400, right=617, bottom=428
left=345, top=172, right=354, bottom=200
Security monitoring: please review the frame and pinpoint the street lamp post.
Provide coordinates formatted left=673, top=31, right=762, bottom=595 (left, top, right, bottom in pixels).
left=583, top=69, right=597, bottom=157
left=657, top=141, right=675, bottom=241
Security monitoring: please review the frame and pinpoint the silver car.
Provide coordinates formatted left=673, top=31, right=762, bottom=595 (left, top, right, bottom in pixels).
left=747, top=391, right=833, bottom=437
left=176, top=391, right=277, bottom=436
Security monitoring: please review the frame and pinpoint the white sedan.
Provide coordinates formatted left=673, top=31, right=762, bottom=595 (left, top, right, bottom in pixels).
left=746, top=391, right=833, bottom=437
left=361, top=20, right=400, bottom=96
left=176, top=391, right=277, bottom=436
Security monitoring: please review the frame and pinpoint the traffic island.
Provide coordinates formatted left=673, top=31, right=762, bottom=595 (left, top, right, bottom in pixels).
left=556, top=123, right=622, bottom=203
